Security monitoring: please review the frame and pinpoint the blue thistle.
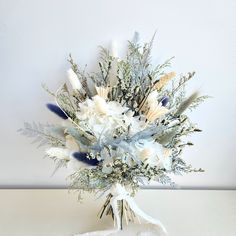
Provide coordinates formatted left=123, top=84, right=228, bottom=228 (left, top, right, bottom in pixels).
left=46, top=103, right=68, bottom=119
left=73, top=152, right=99, bottom=166
left=161, top=96, right=169, bottom=107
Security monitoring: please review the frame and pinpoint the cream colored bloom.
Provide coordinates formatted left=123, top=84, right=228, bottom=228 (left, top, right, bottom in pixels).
left=93, top=95, right=109, bottom=115
left=146, top=90, right=158, bottom=105
left=134, top=139, right=172, bottom=169
left=76, top=96, right=145, bottom=140
left=135, top=140, right=162, bottom=166
left=95, top=86, right=110, bottom=99
left=154, top=71, right=176, bottom=90
left=67, top=68, right=82, bottom=91
left=144, top=91, right=169, bottom=122
left=145, top=105, right=169, bottom=122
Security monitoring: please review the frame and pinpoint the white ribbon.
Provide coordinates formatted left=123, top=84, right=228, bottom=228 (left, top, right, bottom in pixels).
left=75, top=184, right=167, bottom=236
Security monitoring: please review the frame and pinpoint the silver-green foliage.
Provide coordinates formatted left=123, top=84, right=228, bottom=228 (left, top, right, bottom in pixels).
left=20, top=33, right=209, bottom=194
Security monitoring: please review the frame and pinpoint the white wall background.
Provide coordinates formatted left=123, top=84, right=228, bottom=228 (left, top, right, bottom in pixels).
left=0, top=0, right=235, bottom=188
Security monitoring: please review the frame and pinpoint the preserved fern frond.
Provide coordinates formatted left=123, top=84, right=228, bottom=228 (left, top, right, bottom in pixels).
left=188, top=95, right=211, bottom=110
left=18, top=122, right=65, bottom=147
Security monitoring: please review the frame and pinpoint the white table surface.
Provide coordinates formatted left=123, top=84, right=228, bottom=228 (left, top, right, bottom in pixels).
left=0, top=189, right=235, bottom=236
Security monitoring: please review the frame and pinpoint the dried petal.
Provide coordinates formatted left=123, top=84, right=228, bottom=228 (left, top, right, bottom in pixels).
left=145, top=105, right=169, bottom=122
left=95, top=86, right=110, bottom=99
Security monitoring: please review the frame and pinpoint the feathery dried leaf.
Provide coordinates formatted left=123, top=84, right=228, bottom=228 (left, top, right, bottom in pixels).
left=175, top=91, right=199, bottom=116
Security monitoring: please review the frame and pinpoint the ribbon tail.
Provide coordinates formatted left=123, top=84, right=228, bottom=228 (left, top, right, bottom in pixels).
left=74, top=228, right=117, bottom=236
left=126, top=196, right=168, bottom=235
left=110, top=196, right=122, bottom=230
left=75, top=195, right=121, bottom=236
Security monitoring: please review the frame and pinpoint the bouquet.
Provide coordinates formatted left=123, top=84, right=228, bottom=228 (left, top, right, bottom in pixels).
left=19, top=33, right=207, bottom=235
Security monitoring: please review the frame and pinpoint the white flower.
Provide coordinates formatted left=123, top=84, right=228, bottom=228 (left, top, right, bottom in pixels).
left=144, top=91, right=169, bottom=122
left=95, top=86, right=110, bottom=99
left=134, top=139, right=172, bottom=170
left=145, top=104, right=169, bottom=122
left=76, top=96, right=136, bottom=139
left=67, top=68, right=82, bottom=90
left=93, top=95, right=109, bottom=115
